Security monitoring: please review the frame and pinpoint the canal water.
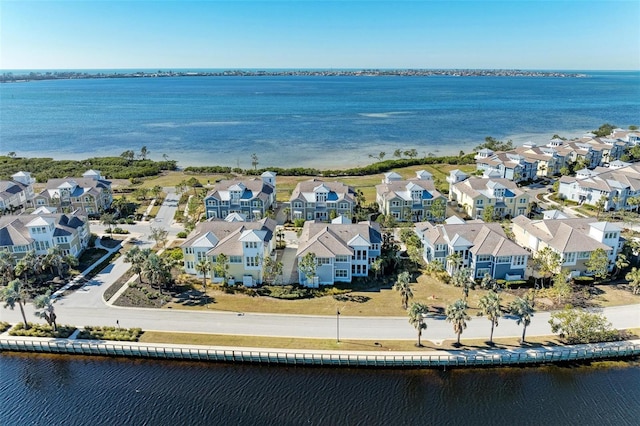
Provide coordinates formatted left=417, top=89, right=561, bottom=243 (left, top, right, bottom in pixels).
left=1, top=353, right=638, bottom=425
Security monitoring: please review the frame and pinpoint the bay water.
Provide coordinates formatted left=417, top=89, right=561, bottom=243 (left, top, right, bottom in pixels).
left=1, top=72, right=638, bottom=169
left=1, top=353, right=638, bottom=425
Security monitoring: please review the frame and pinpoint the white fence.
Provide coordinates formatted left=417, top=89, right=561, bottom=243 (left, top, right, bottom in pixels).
left=1, top=339, right=639, bottom=368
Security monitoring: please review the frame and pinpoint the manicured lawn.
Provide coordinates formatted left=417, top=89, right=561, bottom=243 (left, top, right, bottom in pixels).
left=138, top=328, right=639, bottom=351
left=165, top=274, right=520, bottom=317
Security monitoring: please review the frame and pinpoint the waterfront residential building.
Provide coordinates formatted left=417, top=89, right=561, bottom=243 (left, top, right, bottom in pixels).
left=33, top=170, right=112, bottom=216
left=475, top=151, right=538, bottom=183
left=203, top=172, right=276, bottom=221
left=295, top=219, right=382, bottom=287
left=512, top=216, right=623, bottom=275
left=448, top=175, right=530, bottom=220
left=0, top=211, right=91, bottom=260
left=415, top=221, right=529, bottom=280
left=289, top=179, right=357, bottom=222
left=557, top=162, right=640, bottom=211
left=0, top=171, right=36, bottom=212
left=181, top=217, right=277, bottom=286
left=375, top=170, right=447, bottom=222
left=512, top=143, right=567, bottom=177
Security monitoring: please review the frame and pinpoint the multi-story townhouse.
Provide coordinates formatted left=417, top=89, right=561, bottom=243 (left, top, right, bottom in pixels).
left=448, top=174, right=530, bottom=220
left=513, top=143, right=566, bottom=177
left=181, top=217, right=277, bottom=287
left=611, top=128, right=640, bottom=146
left=512, top=216, right=623, bottom=275
left=558, top=163, right=640, bottom=211
left=548, top=139, right=599, bottom=169
left=203, top=172, right=276, bottom=221
left=289, top=179, right=357, bottom=222
left=415, top=221, right=529, bottom=281
left=0, top=171, right=36, bottom=212
left=375, top=170, right=447, bottom=222
left=295, top=219, right=382, bottom=287
left=33, top=170, right=112, bottom=216
left=0, top=211, right=91, bottom=260
left=475, top=150, right=538, bottom=182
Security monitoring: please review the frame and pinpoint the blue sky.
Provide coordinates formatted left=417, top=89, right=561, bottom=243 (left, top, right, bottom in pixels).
left=1, top=0, right=638, bottom=70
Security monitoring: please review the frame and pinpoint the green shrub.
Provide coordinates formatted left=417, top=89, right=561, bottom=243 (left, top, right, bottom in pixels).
left=77, top=325, right=143, bottom=342
left=112, top=227, right=130, bottom=234
left=176, top=231, right=188, bottom=238
left=573, top=276, right=595, bottom=285
left=9, top=323, right=76, bottom=338
left=0, top=321, right=11, bottom=333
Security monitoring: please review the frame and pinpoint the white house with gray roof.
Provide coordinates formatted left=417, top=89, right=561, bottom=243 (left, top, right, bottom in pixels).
left=0, top=211, right=90, bottom=260
left=296, top=219, right=382, bottom=287
left=375, top=170, right=447, bottom=222
left=415, top=221, right=529, bottom=280
left=181, top=217, right=277, bottom=286
left=511, top=216, right=622, bottom=275
left=449, top=175, right=530, bottom=220
left=34, top=170, right=112, bottom=215
left=289, top=179, right=357, bottom=222
left=203, top=172, right=276, bottom=221
left=0, top=171, right=36, bottom=212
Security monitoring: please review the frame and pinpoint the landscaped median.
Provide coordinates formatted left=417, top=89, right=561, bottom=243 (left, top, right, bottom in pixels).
left=1, top=326, right=639, bottom=368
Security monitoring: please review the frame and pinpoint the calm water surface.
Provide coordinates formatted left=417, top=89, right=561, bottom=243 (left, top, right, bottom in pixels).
left=1, top=353, right=638, bottom=425
left=1, top=72, right=638, bottom=168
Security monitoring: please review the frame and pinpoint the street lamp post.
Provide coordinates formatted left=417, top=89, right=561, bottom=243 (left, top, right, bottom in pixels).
left=336, top=309, right=340, bottom=343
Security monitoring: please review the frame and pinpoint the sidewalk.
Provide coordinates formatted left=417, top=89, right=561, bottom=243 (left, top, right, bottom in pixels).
left=1, top=330, right=638, bottom=368
left=51, top=236, right=127, bottom=300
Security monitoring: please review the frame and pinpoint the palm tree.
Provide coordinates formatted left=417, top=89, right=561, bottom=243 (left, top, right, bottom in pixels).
left=142, top=253, right=164, bottom=290
left=408, top=302, right=429, bottom=347
left=393, top=271, right=413, bottom=309
left=0, top=251, right=16, bottom=285
left=43, top=246, right=65, bottom=278
left=195, top=258, right=212, bottom=292
left=63, top=254, right=79, bottom=277
left=34, top=291, right=57, bottom=331
left=446, top=299, right=470, bottom=346
left=446, top=252, right=463, bottom=274
left=452, top=267, right=473, bottom=299
left=100, top=213, right=116, bottom=237
left=124, top=247, right=148, bottom=283
left=477, top=290, right=502, bottom=344
left=613, top=253, right=630, bottom=279
left=625, top=267, right=640, bottom=295
left=370, top=258, right=383, bottom=279
left=15, top=250, right=39, bottom=285
left=0, top=279, right=30, bottom=328
left=509, top=296, right=534, bottom=343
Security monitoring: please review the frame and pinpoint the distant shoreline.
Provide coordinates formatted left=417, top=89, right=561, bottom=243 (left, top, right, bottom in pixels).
left=0, top=69, right=587, bottom=83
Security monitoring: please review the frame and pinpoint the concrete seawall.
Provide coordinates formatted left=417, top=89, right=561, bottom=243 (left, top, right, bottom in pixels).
left=2, top=337, right=639, bottom=368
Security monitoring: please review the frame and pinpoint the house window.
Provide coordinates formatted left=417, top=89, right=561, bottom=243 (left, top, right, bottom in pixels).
left=335, top=255, right=349, bottom=263
left=293, top=201, right=303, bottom=208
left=245, top=242, right=258, bottom=249
left=476, top=199, right=483, bottom=205
left=519, top=198, right=527, bottom=203
left=423, top=199, right=432, bottom=206
left=229, top=256, right=242, bottom=263
left=476, top=255, right=491, bottom=262
left=476, top=268, right=491, bottom=278
left=563, top=252, right=577, bottom=264
left=578, top=251, right=590, bottom=259
left=207, top=199, right=216, bottom=206
left=335, top=269, right=348, bottom=278
left=605, top=232, right=617, bottom=239
left=391, top=201, right=401, bottom=207
left=339, top=202, right=349, bottom=209
left=512, top=255, right=526, bottom=266
left=317, top=257, right=331, bottom=265
left=186, top=261, right=194, bottom=269
left=245, top=256, right=260, bottom=267
left=496, top=256, right=511, bottom=263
